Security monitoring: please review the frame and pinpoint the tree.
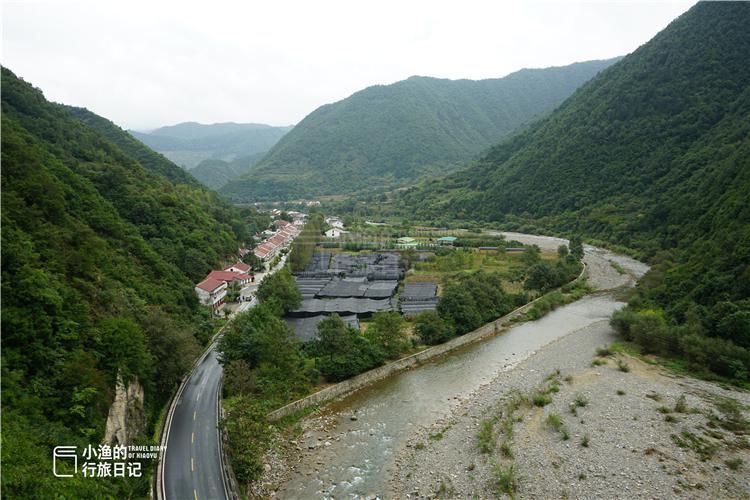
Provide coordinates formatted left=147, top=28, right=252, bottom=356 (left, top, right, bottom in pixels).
left=524, top=262, right=559, bottom=293
left=366, top=312, right=409, bottom=358
left=413, top=311, right=456, bottom=345
left=522, top=245, right=541, bottom=265
left=557, top=244, right=569, bottom=259
left=305, top=315, right=384, bottom=381
left=438, top=283, right=482, bottom=335
left=221, top=397, right=270, bottom=483
left=569, top=235, right=584, bottom=261
left=256, top=268, right=301, bottom=314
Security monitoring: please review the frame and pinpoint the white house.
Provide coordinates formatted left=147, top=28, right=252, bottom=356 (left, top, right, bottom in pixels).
left=195, top=277, right=227, bottom=311
left=325, top=228, right=348, bottom=238
left=326, top=216, right=345, bottom=230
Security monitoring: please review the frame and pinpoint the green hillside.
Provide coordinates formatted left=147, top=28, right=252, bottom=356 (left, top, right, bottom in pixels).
left=220, top=59, right=619, bottom=201
left=0, top=68, right=267, bottom=497
left=390, top=2, right=750, bottom=381
left=131, top=121, right=291, bottom=170
left=188, top=152, right=265, bottom=189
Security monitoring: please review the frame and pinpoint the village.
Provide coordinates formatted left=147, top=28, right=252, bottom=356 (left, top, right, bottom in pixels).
left=193, top=211, right=306, bottom=314
left=194, top=212, right=540, bottom=344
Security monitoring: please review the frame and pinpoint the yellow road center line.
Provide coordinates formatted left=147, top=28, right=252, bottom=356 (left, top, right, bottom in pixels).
left=192, top=432, right=195, bottom=443
left=194, top=489, right=198, bottom=500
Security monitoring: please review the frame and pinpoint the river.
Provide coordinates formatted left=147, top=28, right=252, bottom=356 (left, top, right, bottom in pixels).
left=278, top=242, right=647, bottom=499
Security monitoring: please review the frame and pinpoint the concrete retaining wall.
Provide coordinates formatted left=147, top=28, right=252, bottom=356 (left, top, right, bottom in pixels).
left=268, top=263, right=587, bottom=421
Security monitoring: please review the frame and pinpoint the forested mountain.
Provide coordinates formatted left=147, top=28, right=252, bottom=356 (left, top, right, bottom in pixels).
left=387, top=2, right=750, bottom=381
left=220, top=59, right=618, bottom=201
left=130, top=121, right=291, bottom=170
left=0, top=68, right=267, bottom=497
left=188, top=152, right=266, bottom=189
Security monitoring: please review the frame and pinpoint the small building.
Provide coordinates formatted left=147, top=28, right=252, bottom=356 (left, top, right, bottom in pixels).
left=224, top=261, right=251, bottom=274
left=437, top=236, right=457, bottom=246
left=325, top=228, right=348, bottom=238
left=396, top=236, right=418, bottom=249
left=195, top=277, right=227, bottom=311
left=205, top=270, right=252, bottom=287
left=325, top=216, right=345, bottom=229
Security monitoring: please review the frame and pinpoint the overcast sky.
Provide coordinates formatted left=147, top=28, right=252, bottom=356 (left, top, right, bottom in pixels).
left=3, top=0, right=695, bottom=131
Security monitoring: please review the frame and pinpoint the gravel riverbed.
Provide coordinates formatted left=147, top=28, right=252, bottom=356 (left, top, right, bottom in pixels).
left=391, top=321, right=750, bottom=499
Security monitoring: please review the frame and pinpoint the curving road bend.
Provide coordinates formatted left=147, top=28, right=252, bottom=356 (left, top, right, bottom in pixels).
left=163, top=346, right=228, bottom=500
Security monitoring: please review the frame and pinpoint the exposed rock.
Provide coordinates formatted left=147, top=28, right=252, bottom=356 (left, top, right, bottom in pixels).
left=103, top=374, right=145, bottom=446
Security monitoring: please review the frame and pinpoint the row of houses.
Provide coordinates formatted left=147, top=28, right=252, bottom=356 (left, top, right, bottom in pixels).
left=253, top=220, right=300, bottom=261
left=194, top=262, right=254, bottom=311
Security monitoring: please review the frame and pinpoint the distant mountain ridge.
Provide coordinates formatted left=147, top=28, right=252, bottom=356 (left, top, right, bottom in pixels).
left=131, top=121, right=291, bottom=173
left=220, top=58, right=619, bottom=201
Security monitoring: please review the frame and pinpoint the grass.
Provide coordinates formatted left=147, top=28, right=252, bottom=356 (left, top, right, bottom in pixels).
left=725, top=457, right=743, bottom=471
left=665, top=414, right=678, bottom=423
left=645, top=392, right=662, bottom=402
left=708, top=395, right=750, bottom=433
left=415, top=442, right=425, bottom=450
left=671, top=431, right=719, bottom=461
left=533, top=393, right=552, bottom=407
left=429, top=423, right=453, bottom=441
left=573, top=394, right=589, bottom=408
left=493, top=463, right=518, bottom=496
left=595, top=346, right=613, bottom=357
left=591, top=358, right=607, bottom=366
left=500, top=440, right=513, bottom=458
left=674, top=394, right=688, bottom=413
left=477, top=419, right=495, bottom=453
left=546, top=413, right=569, bottom=440
left=616, top=358, right=631, bottom=372
left=610, top=261, right=626, bottom=275
left=581, top=434, right=590, bottom=447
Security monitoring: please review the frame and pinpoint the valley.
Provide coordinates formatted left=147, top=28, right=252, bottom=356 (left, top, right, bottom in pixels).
left=2, top=2, right=749, bottom=499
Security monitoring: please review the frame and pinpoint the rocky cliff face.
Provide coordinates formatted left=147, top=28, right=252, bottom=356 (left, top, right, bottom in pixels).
left=104, top=375, right=146, bottom=446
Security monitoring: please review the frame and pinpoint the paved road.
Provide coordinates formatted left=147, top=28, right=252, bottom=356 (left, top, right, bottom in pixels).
left=163, top=346, right=227, bottom=500
left=160, top=255, right=289, bottom=499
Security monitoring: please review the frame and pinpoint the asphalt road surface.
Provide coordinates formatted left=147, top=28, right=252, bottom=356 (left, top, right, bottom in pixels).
left=163, top=347, right=227, bottom=500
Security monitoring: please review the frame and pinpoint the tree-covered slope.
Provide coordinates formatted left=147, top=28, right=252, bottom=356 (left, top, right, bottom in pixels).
left=0, top=68, right=265, bottom=497
left=392, top=2, right=750, bottom=380
left=188, top=152, right=265, bottom=189
left=220, top=59, right=618, bottom=201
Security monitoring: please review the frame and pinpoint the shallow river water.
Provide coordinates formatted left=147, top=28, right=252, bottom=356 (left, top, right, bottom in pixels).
left=280, top=293, right=627, bottom=498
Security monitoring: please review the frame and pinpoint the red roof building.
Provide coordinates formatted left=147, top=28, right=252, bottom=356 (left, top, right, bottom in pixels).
left=224, top=262, right=251, bottom=274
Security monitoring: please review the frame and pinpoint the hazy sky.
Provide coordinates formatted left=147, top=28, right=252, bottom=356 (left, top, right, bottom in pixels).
left=3, top=0, right=695, bottom=130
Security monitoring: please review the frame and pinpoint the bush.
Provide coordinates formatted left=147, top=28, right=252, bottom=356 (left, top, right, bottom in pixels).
left=221, top=397, right=271, bottom=483
left=413, top=311, right=456, bottom=345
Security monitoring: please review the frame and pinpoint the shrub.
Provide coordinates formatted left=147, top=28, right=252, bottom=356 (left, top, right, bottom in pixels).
left=533, top=393, right=552, bottom=407
left=477, top=419, right=495, bottom=454
left=413, top=311, right=456, bottom=345
left=493, top=463, right=518, bottom=495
